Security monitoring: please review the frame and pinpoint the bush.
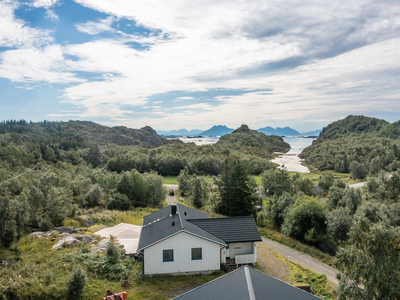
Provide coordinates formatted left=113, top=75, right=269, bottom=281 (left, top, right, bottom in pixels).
left=106, top=194, right=131, bottom=211
left=67, top=268, right=87, bottom=299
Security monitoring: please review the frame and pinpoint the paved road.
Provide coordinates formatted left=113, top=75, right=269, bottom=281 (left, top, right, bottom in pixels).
left=348, top=181, right=368, bottom=188
left=164, top=184, right=179, bottom=205
left=261, top=237, right=339, bottom=286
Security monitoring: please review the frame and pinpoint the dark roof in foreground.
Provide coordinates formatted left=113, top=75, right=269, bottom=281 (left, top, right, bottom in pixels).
left=173, top=266, right=323, bottom=300
left=188, top=216, right=262, bottom=243
left=138, top=203, right=226, bottom=251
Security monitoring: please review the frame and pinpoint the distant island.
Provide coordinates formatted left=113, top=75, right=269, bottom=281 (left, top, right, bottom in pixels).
left=158, top=125, right=321, bottom=137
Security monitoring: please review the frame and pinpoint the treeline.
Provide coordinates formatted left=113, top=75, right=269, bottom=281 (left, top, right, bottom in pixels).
left=107, top=143, right=276, bottom=176
left=301, top=115, right=400, bottom=178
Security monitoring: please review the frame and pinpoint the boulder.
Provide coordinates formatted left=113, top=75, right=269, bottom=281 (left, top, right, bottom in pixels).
left=91, top=238, right=110, bottom=253
left=54, top=227, right=73, bottom=234
left=76, top=215, right=94, bottom=227
left=30, top=232, right=44, bottom=238
left=73, top=234, right=94, bottom=244
left=52, top=236, right=80, bottom=250
left=72, top=228, right=87, bottom=233
left=44, top=230, right=60, bottom=236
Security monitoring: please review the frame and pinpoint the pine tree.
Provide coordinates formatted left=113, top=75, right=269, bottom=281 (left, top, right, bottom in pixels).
left=215, top=160, right=256, bottom=216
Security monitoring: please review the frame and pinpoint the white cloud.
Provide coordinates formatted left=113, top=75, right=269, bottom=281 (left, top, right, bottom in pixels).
left=31, top=0, right=61, bottom=21
left=0, top=1, right=53, bottom=47
left=76, top=17, right=115, bottom=35
left=0, top=45, right=83, bottom=83
left=31, top=0, right=61, bottom=9
left=173, top=97, right=195, bottom=102
left=3, top=0, right=400, bottom=129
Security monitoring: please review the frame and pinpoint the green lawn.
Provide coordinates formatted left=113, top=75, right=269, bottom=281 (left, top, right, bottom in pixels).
left=162, top=176, right=178, bottom=184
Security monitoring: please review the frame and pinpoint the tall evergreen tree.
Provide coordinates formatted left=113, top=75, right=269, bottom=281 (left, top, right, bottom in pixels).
left=215, top=160, right=256, bottom=216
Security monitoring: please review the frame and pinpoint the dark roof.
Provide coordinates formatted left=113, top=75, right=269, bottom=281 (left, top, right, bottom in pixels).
left=312, top=185, right=324, bottom=194
left=142, top=203, right=209, bottom=226
left=173, top=266, right=323, bottom=300
left=188, top=217, right=262, bottom=243
left=138, top=204, right=226, bottom=251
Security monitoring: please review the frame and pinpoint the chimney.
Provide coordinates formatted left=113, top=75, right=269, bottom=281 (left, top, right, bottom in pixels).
left=171, top=204, right=177, bottom=215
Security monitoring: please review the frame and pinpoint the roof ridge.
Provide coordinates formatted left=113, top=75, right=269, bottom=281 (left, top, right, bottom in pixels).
left=177, top=203, right=184, bottom=229
left=244, top=266, right=256, bottom=300
left=172, top=266, right=247, bottom=299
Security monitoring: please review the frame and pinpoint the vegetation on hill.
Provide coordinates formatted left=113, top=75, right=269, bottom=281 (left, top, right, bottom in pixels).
left=217, top=124, right=290, bottom=156
left=0, top=120, right=177, bottom=149
left=300, top=115, right=400, bottom=177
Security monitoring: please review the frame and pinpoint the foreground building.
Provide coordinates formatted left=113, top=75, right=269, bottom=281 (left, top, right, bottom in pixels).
left=137, top=203, right=261, bottom=275
left=173, top=266, right=323, bottom=300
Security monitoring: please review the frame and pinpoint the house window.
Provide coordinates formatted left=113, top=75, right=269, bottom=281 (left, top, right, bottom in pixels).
left=191, top=247, right=202, bottom=260
left=163, top=249, right=173, bottom=262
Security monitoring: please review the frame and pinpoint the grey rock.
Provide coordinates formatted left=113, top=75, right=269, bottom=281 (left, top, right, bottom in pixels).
left=76, top=215, right=94, bottom=227
left=72, top=228, right=87, bottom=233
left=45, top=230, right=60, bottom=236
left=72, top=235, right=94, bottom=244
left=30, top=232, right=44, bottom=238
left=54, top=227, right=73, bottom=234
left=91, top=238, right=110, bottom=253
left=52, top=236, right=80, bottom=250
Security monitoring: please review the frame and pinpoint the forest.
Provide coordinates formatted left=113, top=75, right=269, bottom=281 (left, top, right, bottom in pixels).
left=1, top=117, right=400, bottom=299
left=300, top=115, right=400, bottom=178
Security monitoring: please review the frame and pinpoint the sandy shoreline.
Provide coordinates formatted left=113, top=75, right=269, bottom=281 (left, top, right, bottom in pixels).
left=271, top=153, right=310, bottom=173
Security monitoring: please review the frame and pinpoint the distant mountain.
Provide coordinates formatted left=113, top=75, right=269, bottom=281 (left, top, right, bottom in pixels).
left=257, top=126, right=300, bottom=136
left=157, top=129, right=203, bottom=136
left=198, top=125, right=234, bottom=136
left=300, top=129, right=322, bottom=136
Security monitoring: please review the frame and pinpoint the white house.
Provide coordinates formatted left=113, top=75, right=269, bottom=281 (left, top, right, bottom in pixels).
left=137, top=203, right=261, bottom=275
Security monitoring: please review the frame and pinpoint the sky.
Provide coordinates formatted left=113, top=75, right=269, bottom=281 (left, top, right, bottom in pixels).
left=1, top=0, right=400, bottom=132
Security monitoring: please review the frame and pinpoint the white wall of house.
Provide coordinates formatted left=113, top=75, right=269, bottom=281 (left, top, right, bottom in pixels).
left=228, top=242, right=254, bottom=257
left=143, top=231, right=222, bottom=275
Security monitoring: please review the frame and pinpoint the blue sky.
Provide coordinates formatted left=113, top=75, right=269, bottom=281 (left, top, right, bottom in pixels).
left=1, top=0, right=400, bottom=132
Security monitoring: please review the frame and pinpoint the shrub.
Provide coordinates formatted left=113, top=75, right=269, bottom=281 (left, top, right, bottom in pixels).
left=67, top=267, right=87, bottom=299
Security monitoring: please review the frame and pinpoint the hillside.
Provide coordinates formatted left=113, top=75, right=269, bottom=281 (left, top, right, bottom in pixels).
left=0, top=120, right=177, bottom=149
left=217, top=124, right=290, bottom=155
left=300, top=115, right=400, bottom=174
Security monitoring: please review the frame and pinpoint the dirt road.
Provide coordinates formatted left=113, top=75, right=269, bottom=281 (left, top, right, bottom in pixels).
left=261, top=237, right=339, bottom=286
left=164, top=184, right=178, bottom=205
